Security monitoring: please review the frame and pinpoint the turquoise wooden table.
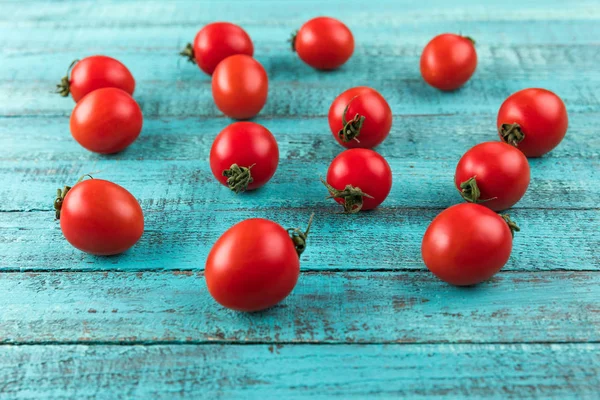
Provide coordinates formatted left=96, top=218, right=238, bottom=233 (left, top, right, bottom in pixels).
left=1, top=0, right=599, bottom=398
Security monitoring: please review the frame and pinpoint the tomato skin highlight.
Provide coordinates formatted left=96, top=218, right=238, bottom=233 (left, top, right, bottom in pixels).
left=205, top=218, right=300, bottom=312
left=65, top=56, right=135, bottom=102
left=328, top=87, right=392, bottom=149
left=70, top=88, right=143, bottom=154
left=191, top=22, right=254, bottom=75
left=497, top=88, right=568, bottom=157
left=420, top=33, right=477, bottom=91
left=212, top=54, right=268, bottom=120
left=455, top=142, right=530, bottom=211
left=210, top=122, right=279, bottom=192
left=325, top=149, right=392, bottom=211
left=294, top=17, right=354, bottom=70
left=421, top=203, right=513, bottom=286
left=59, top=179, right=144, bottom=256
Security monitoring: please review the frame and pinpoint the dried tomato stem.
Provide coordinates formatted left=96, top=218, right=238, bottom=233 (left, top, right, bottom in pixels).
left=55, top=59, right=79, bottom=97
left=53, top=174, right=94, bottom=219
left=289, top=31, right=298, bottom=52
left=459, top=176, right=497, bottom=204
left=501, top=214, right=520, bottom=238
left=338, top=96, right=365, bottom=143
left=499, top=123, right=524, bottom=147
left=287, top=213, right=315, bottom=257
left=463, top=36, right=476, bottom=45
left=223, top=164, right=255, bottom=194
left=320, top=177, right=373, bottom=214
left=180, top=43, right=196, bottom=64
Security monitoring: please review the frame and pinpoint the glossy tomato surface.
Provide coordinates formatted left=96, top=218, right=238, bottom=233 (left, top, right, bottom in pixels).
left=420, top=34, right=477, bottom=91
left=191, top=22, right=253, bottom=75
left=210, top=122, right=279, bottom=192
left=59, top=179, right=144, bottom=255
left=212, top=54, right=268, bottom=119
left=325, top=149, right=392, bottom=211
left=205, top=218, right=300, bottom=312
left=455, top=142, right=530, bottom=211
left=293, top=17, right=354, bottom=70
left=422, top=203, right=513, bottom=286
left=70, top=88, right=143, bottom=154
left=497, top=88, right=568, bottom=157
left=65, top=56, right=135, bottom=102
left=328, top=86, right=392, bottom=149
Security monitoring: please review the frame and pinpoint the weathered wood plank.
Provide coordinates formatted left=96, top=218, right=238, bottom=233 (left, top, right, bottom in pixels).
left=1, top=271, right=599, bottom=344
left=1, top=208, right=598, bottom=272
left=1, top=343, right=598, bottom=399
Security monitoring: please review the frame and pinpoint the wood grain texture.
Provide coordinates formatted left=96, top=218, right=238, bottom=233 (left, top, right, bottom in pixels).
left=1, top=343, right=599, bottom=399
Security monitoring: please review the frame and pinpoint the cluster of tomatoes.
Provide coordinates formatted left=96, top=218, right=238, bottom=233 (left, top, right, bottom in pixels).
left=53, top=17, right=569, bottom=312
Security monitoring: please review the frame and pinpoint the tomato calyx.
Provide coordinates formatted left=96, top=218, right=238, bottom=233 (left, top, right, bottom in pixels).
left=500, top=214, right=520, bottom=238
left=287, top=213, right=315, bottom=257
left=55, top=59, right=79, bottom=97
left=320, top=178, right=374, bottom=214
left=338, top=98, right=365, bottom=143
left=499, top=123, right=525, bottom=147
left=458, top=176, right=497, bottom=204
left=223, top=164, right=255, bottom=194
left=179, top=43, right=196, bottom=64
left=463, top=36, right=476, bottom=45
left=288, top=31, right=298, bottom=52
left=54, top=174, right=94, bottom=219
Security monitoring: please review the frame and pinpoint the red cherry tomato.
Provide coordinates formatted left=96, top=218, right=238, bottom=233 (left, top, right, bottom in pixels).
left=55, top=178, right=144, bottom=256
left=323, top=149, right=392, bottom=213
left=57, top=56, right=135, bottom=102
left=212, top=55, right=268, bottom=120
left=292, top=17, right=354, bottom=70
left=328, top=86, right=392, bottom=149
left=205, top=215, right=313, bottom=312
left=70, top=88, right=143, bottom=154
left=420, top=34, right=477, bottom=91
left=455, top=142, right=530, bottom=211
left=181, top=22, right=254, bottom=75
left=497, top=88, right=568, bottom=157
left=422, top=203, right=518, bottom=286
left=210, top=122, right=279, bottom=193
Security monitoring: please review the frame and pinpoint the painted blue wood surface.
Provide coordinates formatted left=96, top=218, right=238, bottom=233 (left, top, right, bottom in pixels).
left=1, top=0, right=598, bottom=398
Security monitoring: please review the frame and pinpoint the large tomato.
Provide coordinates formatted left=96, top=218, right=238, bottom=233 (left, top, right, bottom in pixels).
left=181, top=22, right=254, bottom=75
left=205, top=215, right=313, bottom=312
left=55, top=177, right=144, bottom=255
left=212, top=54, right=268, bottom=119
left=210, top=122, right=279, bottom=193
left=56, top=55, right=135, bottom=102
left=497, top=88, right=568, bottom=157
left=454, top=142, right=530, bottom=211
left=70, top=87, right=143, bottom=154
left=421, top=203, right=518, bottom=286
left=328, top=86, right=392, bottom=149
left=420, top=33, right=477, bottom=91
left=292, top=17, right=354, bottom=70
left=323, top=149, right=392, bottom=213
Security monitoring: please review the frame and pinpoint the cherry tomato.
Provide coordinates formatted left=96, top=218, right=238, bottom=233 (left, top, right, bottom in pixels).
left=54, top=177, right=144, bottom=256
left=497, top=88, right=568, bottom=157
left=210, top=122, right=279, bottom=193
left=180, top=22, right=254, bottom=75
left=205, top=215, right=313, bottom=312
left=455, top=142, right=530, bottom=211
left=56, top=56, right=135, bottom=102
left=70, top=87, right=143, bottom=154
left=328, top=87, right=392, bottom=149
left=292, top=17, right=354, bottom=70
left=420, top=34, right=477, bottom=91
left=422, top=203, right=518, bottom=286
left=322, top=149, right=392, bottom=213
left=212, top=55, right=268, bottom=119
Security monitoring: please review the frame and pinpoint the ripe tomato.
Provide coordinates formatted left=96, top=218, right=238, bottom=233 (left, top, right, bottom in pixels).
left=56, top=56, right=135, bottom=102
left=180, top=22, right=254, bottom=75
left=497, top=88, right=568, bottom=157
left=54, top=177, right=144, bottom=256
left=421, top=203, right=519, bottom=286
left=420, top=34, right=477, bottom=91
left=292, top=17, right=354, bottom=70
left=70, top=87, right=143, bottom=154
left=212, top=55, right=268, bottom=119
left=328, top=87, right=392, bottom=149
left=205, top=215, right=313, bottom=312
left=455, top=142, right=530, bottom=211
left=210, top=122, right=279, bottom=193
left=322, top=149, right=392, bottom=213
